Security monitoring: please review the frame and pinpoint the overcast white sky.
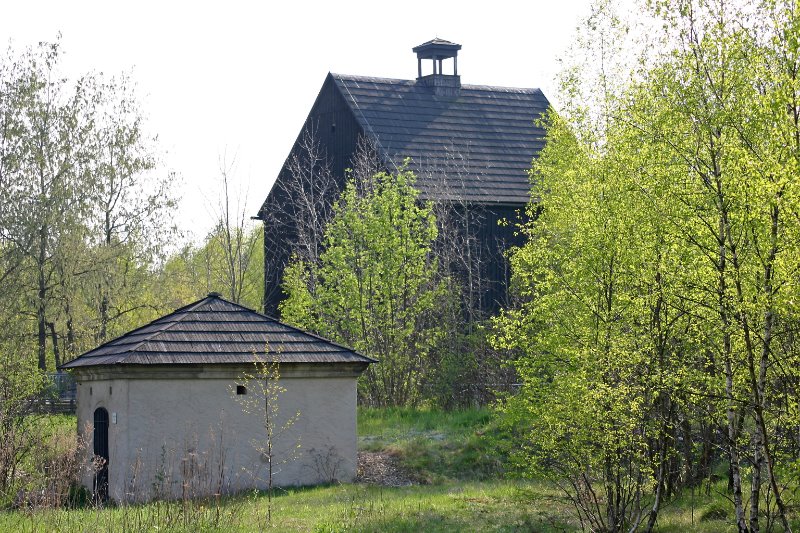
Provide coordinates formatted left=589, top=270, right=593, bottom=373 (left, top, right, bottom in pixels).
left=2, top=1, right=591, bottom=242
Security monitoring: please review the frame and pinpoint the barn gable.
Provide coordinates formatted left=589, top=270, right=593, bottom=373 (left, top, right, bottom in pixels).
left=257, top=39, right=550, bottom=316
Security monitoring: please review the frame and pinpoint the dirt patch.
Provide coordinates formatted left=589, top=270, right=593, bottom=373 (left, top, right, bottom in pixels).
left=355, top=451, right=417, bottom=487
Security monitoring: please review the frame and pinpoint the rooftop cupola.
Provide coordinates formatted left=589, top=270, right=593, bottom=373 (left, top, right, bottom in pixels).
left=413, top=38, right=461, bottom=97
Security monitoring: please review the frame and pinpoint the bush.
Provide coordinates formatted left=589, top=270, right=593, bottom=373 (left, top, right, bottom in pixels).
left=11, top=418, right=90, bottom=510
left=699, top=503, right=729, bottom=522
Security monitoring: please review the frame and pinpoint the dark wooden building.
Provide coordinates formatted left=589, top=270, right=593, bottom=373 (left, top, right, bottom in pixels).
left=257, top=39, right=550, bottom=317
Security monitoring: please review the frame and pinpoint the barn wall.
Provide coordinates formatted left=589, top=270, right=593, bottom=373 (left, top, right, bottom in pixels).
left=75, top=366, right=358, bottom=502
left=441, top=203, right=527, bottom=314
left=481, top=204, right=528, bottom=312
left=262, top=74, right=364, bottom=316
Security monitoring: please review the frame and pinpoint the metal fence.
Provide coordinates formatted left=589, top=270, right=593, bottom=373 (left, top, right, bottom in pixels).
left=34, top=372, right=77, bottom=414
left=46, top=372, right=76, bottom=400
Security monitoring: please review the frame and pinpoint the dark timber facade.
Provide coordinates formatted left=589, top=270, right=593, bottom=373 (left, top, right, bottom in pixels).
left=257, top=39, right=550, bottom=317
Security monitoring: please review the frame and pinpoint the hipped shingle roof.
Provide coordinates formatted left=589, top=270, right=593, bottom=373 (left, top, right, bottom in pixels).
left=61, top=294, right=376, bottom=368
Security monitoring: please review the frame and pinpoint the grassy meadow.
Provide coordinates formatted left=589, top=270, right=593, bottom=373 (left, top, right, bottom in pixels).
left=0, top=408, right=785, bottom=532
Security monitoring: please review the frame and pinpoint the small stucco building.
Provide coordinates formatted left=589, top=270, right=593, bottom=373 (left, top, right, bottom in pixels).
left=60, top=293, right=375, bottom=502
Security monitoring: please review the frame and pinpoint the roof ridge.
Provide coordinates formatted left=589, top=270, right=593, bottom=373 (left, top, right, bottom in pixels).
left=60, top=297, right=214, bottom=366
left=331, top=73, right=541, bottom=93
left=62, top=295, right=377, bottom=369
left=117, top=297, right=215, bottom=361
left=210, top=295, right=378, bottom=363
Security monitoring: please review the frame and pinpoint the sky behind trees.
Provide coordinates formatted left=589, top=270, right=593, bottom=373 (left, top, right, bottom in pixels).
left=1, top=1, right=590, bottom=240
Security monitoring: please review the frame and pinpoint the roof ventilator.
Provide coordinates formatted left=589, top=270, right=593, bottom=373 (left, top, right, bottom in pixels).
left=413, top=38, right=461, bottom=97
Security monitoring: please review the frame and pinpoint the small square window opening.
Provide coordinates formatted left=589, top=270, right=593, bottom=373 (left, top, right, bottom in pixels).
left=236, top=385, right=247, bottom=395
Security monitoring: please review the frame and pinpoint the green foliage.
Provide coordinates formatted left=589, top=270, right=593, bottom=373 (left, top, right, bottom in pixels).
left=0, top=347, right=47, bottom=504
left=0, top=38, right=177, bottom=367
left=159, top=225, right=264, bottom=312
left=282, top=168, right=447, bottom=407
left=493, top=0, right=800, bottom=531
left=494, top=103, right=674, bottom=531
left=424, top=325, right=499, bottom=410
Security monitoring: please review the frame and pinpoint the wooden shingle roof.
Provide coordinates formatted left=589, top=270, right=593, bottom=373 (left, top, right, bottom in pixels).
left=61, top=294, right=376, bottom=368
left=332, top=73, right=549, bottom=205
left=414, top=37, right=460, bottom=48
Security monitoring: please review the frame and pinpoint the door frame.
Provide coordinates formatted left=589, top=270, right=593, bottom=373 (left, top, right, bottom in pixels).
left=93, top=407, right=109, bottom=501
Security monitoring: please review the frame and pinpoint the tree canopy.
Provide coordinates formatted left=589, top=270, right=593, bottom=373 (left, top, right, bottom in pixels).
left=0, top=39, right=178, bottom=370
left=493, top=1, right=800, bottom=531
left=281, top=167, right=447, bottom=407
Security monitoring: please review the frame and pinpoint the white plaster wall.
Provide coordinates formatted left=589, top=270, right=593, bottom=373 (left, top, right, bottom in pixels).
left=74, top=366, right=358, bottom=502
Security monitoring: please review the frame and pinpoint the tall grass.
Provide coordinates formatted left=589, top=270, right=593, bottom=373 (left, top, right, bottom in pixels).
left=358, top=407, right=492, bottom=439
left=0, top=480, right=576, bottom=532
left=357, top=407, right=511, bottom=483
left=3, top=478, right=763, bottom=532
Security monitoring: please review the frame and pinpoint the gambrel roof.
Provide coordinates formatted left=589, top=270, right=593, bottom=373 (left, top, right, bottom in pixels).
left=61, top=294, right=376, bottom=368
left=331, top=73, right=549, bottom=205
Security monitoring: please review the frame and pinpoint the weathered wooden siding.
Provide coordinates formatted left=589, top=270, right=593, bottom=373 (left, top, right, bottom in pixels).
left=442, top=203, right=528, bottom=315
left=261, top=72, right=543, bottom=318
left=262, top=74, right=364, bottom=316
left=481, top=204, right=528, bottom=312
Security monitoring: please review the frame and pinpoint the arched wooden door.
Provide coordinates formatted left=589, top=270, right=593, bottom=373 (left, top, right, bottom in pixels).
left=93, top=407, right=109, bottom=501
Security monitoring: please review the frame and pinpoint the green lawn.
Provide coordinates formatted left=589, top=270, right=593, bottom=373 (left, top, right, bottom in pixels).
left=0, top=478, right=746, bottom=532
left=0, top=409, right=785, bottom=532
left=0, top=480, right=577, bottom=532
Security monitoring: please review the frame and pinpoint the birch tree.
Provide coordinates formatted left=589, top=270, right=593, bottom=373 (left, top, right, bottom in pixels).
left=496, top=1, right=800, bottom=531
left=281, top=167, right=447, bottom=406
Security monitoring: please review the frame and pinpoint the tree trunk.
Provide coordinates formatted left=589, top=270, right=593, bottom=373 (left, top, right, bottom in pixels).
left=37, top=225, right=48, bottom=371
left=727, top=199, right=792, bottom=533
left=99, top=207, right=112, bottom=341
left=718, top=213, right=749, bottom=533
left=65, top=300, right=76, bottom=357
left=99, top=293, right=109, bottom=342
left=646, top=416, right=669, bottom=533
left=750, top=431, right=761, bottom=533
left=47, top=321, right=61, bottom=369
